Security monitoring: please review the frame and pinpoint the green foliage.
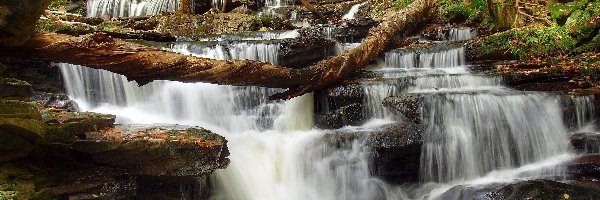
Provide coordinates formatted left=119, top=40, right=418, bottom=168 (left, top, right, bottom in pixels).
left=48, top=0, right=69, bottom=11
left=564, top=1, right=600, bottom=42
left=549, top=0, right=588, bottom=25
left=479, top=26, right=577, bottom=59
left=392, top=0, right=413, bottom=11
left=582, top=66, right=600, bottom=81
left=439, top=0, right=489, bottom=24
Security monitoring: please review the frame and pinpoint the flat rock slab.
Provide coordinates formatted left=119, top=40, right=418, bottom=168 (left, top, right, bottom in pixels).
left=71, top=124, right=229, bottom=177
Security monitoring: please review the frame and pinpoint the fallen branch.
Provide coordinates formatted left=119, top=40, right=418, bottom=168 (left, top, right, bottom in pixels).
left=1, top=0, right=437, bottom=100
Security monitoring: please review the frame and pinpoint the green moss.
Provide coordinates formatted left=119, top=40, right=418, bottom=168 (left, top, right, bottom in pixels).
left=392, top=0, right=413, bottom=11
left=0, top=100, right=41, bottom=120
left=549, top=0, right=588, bottom=25
left=565, top=1, right=600, bottom=42
left=439, top=0, right=489, bottom=24
left=479, top=26, right=577, bottom=59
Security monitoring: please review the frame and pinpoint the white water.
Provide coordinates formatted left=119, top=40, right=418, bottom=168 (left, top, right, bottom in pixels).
left=87, top=0, right=179, bottom=18
left=361, top=44, right=574, bottom=197
left=385, top=46, right=466, bottom=69
left=448, top=28, right=477, bottom=41
left=58, top=32, right=584, bottom=200
left=342, top=2, right=367, bottom=20
left=170, top=41, right=280, bottom=64
left=574, top=95, right=598, bottom=132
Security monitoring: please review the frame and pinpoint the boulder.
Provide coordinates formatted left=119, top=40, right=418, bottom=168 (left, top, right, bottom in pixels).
left=315, top=103, right=364, bottom=129
left=329, top=122, right=423, bottom=183
left=488, top=180, right=600, bottom=200
left=0, top=0, right=51, bottom=45
left=571, top=133, right=600, bottom=154
left=0, top=118, right=46, bottom=162
left=279, top=36, right=336, bottom=69
left=0, top=78, right=33, bottom=100
left=383, top=94, right=426, bottom=124
left=42, top=110, right=115, bottom=142
left=70, top=125, right=229, bottom=177
left=43, top=93, right=79, bottom=112
left=0, top=100, right=41, bottom=120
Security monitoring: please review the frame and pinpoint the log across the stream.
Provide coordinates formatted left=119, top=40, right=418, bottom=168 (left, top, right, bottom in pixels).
left=0, top=0, right=438, bottom=100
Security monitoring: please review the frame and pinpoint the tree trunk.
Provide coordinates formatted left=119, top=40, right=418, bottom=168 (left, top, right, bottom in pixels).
left=269, top=0, right=438, bottom=99
left=1, top=0, right=437, bottom=100
left=0, top=32, right=311, bottom=88
left=300, top=0, right=327, bottom=23
left=180, top=0, right=193, bottom=14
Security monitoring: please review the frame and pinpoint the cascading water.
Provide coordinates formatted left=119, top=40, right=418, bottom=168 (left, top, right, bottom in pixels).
left=342, top=2, right=367, bottom=20
left=57, top=22, right=586, bottom=199
left=170, top=41, right=280, bottom=64
left=87, top=0, right=179, bottom=18
left=573, top=95, right=597, bottom=132
left=448, top=28, right=477, bottom=41
left=360, top=40, right=574, bottom=198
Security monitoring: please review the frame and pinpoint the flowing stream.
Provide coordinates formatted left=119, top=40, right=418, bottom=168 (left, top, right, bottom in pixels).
left=87, top=0, right=180, bottom=18
left=57, top=24, right=590, bottom=199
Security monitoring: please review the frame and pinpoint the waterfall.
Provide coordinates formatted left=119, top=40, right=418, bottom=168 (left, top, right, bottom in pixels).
left=385, top=46, right=466, bottom=69
left=264, top=0, right=295, bottom=7
left=419, top=93, right=570, bottom=183
left=574, top=95, right=598, bottom=132
left=342, top=2, right=367, bottom=20
left=448, top=28, right=477, bottom=41
left=87, top=0, right=180, bottom=18
left=169, top=42, right=280, bottom=64
left=365, top=44, right=573, bottom=191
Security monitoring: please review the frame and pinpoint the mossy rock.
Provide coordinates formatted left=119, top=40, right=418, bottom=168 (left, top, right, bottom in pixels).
left=0, top=78, right=33, bottom=100
left=0, top=118, right=46, bottom=162
left=549, top=0, right=589, bottom=25
left=43, top=111, right=115, bottom=142
left=565, top=1, right=600, bottom=43
left=0, top=63, right=6, bottom=76
left=0, top=100, right=41, bottom=120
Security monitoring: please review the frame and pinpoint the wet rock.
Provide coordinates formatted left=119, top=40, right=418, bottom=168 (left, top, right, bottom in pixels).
left=383, top=94, right=426, bottom=124
left=315, top=103, right=364, bottom=129
left=279, top=36, right=336, bottom=69
left=0, top=78, right=33, bottom=100
left=71, top=125, right=229, bottom=177
left=368, top=123, right=423, bottom=183
left=314, top=84, right=366, bottom=129
left=0, top=0, right=51, bottom=45
left=0, top=59, right=63, bottom=93
left=568, top=155, right=600, bottom=182
left=43, top=93, right=79, bottom=112
left=330, top=122, right=423, bottom=183
left=487, top=180, right=600, bottom=200
left=0, top=99, right=42, bottom=120
left=571, top=133, right=600, bottom=154
left=0, top=118, right=45, bottom=162
left=42, top=110, right=115, bottom=142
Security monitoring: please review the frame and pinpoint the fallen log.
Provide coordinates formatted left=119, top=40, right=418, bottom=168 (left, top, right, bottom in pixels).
left=1, top=0, right=437, bottom=100
left=0, top=32, right=311, bottom=88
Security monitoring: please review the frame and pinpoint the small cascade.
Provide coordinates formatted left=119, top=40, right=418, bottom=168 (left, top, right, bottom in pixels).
left=362, top=41, right=573, bottom=195
left=385, top=45, right=466, bottom=69
left=59, top=63, right=290, bottom=132
left=419, top=93, right=570, bottom=183
left=448, top=28, right=478, bottom=41
left=342, top=2, right=367, bottom=20
left=87, top=0, right=179, bottom=18
left=211, top=0, right=225, bottom=11
left=170, top=42, right=280, bottom=64
left=176, top=30, right=300, bottom=42
left=264, top=0, right=294, bottom=7
left=574, top=95, right=598, bottom=132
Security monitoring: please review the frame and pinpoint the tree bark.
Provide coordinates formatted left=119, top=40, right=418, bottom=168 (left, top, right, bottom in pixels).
left=1, top=0, right=437, bottom=100
left=180, top=0, right=193, bottom=14
left=300, top=0, right=327, bottom=23
left=269, top=0, right=438, bottom=99
left=0, top=32, right=311, bottom=88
